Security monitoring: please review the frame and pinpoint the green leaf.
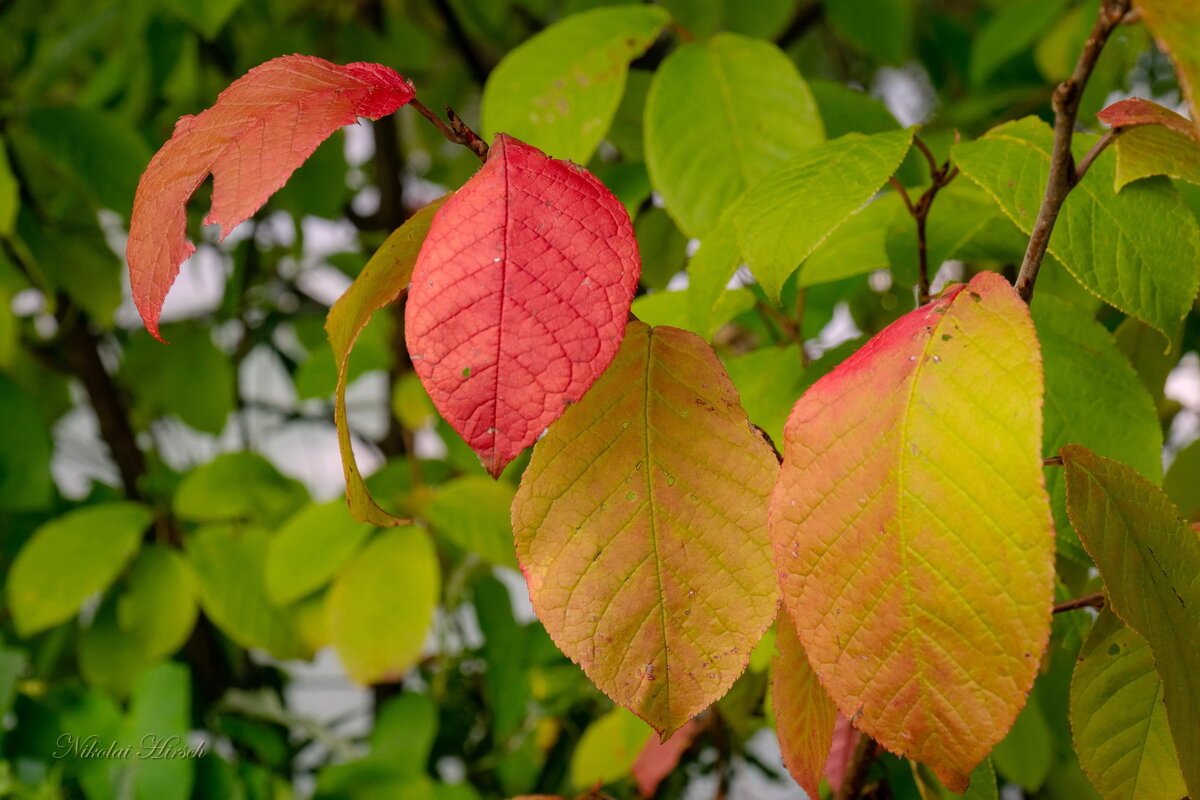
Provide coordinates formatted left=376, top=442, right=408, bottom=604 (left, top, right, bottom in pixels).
left=1165, top=439, right=1200, bottom=522
left=736, top=127, right=915, bottom=301
left=0, top=371, right=53, bottom=511
left=1032, top=294, right=1162, bottom=561
left=423, top=476, right=517, bottom=569
left=0, top=137, right=17, bottom=235
left=1114, top=315, right=1182, bottom=413
left=823, top=0, right=913, bottom=63
left=991, top=692, right=1053, bottom=791
left=163, top=0, right=245, bottom=38
left=1111, top=125, right=1200, bottom=190
left=1062, top=445, right=1200, bottom=797
left=1071, top=609, right=1186, bottom=800
left=953, top=117, right=1200, bottom=338
left=8, top=502, right=150, bottom=637
left=569, top=706, right=652, bottom=790
left=329, top=196, right=446, bottom=526
left=799, top=192, right=900, bottom=287
left=118, top=545, right=198, bottom=661
left=635, top=206, right=689, bottom=290
left=632, top=286, right=754, bottom=335
left=912, top=758, right=998, bottom=800
left=329, top=527, right=439, bottom=684
left=187, top=525, right=306, bottom=659
left=266, top=501, right=374, bottom=606
left=122, top=662, right=193, bottom=800
left=808, top=79, right=899, bottom=139
left=481, top=5, right=669, bottom=163
left=722, top=344, right=806, bottom=447
left=23, top=107, right=151, bottom=215
left=174, top=452, right=308, bottom=528
left=968, top=0, right=1070, bottom=87
left=645, top=33, right=823, bottom=237
left=122, top=326, right=234, bottom=434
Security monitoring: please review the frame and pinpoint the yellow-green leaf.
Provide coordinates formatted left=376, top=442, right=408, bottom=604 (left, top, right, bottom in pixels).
left=186, top=525, right=306, bottom=659
left=481, top=6, right=669, bottom=163
left=770, top=272, right=1053, bottom=791
left=1111, top=125, right=1200, bottom=190
left=1062, top=444, right=1200, bottom=797
left=327, top=196, right=446, bottom=526
left=772, top=611, right=836, bottom=799
left=265, top=501, right=375, bottom=605
left=118, top=545, right=198, bottom=661
left=569, top=706, right=653, bottom=790
left=8, top=502, right=151, bottom=637
left=735, top=127, right=915, bottom=301
left=423, top=476, right=518, bottom=569
left=512, top=322, right=779, bottom=735
left=645, top=33, right=823, bottom=237
left=1070, top=608, right=1185, bottom=800
left=328, top=527, right=439, bottom=684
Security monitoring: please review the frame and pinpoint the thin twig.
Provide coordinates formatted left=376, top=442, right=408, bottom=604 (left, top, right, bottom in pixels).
left=1014, top=0, right=1132, bottom=303
left=893, top=134, right=961, bottom=304
left=1073, top=128, right=1122, bottom=186
left=1054, top=592, right=1105, bottom=613
left=837, top=734, right=881, bottom=800
left=889, top=176, right=916, bottom=216
left=1042, top=455, right=1064, bottom=467
left=796, top=287, right=811, bottom=367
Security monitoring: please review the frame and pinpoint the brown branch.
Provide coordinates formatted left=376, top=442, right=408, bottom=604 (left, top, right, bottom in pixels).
left=837, top=734, right=881, bottom=800
left=1054, top=591, right=1106, bottom=613
left=1042, top=455, right=1064, bottom=466
left=1014, top=0, right=1132, bottom=303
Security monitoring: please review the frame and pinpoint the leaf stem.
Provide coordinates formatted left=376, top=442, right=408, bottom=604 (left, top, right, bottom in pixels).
left=409, top=99, right=489, bottom=162
left=1042, top=455, right=1064, bottom=467
left=1053, top=591, right=1105, bottom=613
left=1014, top=0, right=1132, bottom=303
left=1072, top=128, right=1122, bottom=186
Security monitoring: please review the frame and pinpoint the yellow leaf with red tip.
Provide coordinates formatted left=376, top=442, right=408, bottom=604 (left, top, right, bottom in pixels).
left=770, top=271, right=1053, bottom=790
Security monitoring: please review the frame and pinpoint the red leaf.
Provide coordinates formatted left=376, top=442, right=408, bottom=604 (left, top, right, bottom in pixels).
left=631, top=718, right=703, bottom=797
left=1097, top=97, right=1199, bottom=141
left=128, top=55, right=414, bottom=340
left=406, top=134, right=640, bottom=476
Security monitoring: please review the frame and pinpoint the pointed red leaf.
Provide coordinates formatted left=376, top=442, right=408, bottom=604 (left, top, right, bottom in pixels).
left=631, top=718, right=703, bottom=798
left=1097, top=97, right=1199, bottom=141
left=405, top=133, right=640, bottom=476
left=128, top=55, right=414, bottom=340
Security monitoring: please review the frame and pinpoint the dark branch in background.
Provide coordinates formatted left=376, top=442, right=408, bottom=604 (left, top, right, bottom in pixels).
left=889, top=134, right=960, bottom=304
left=53, top=300, right=146, bottom=499
left=429, top=0, right=490, bottom=85
left=1054, top=592, right=1106, bottom=613
left=775, top=1, right=824, bottom=50
left=838, top=734, right=881, bottom=800
left=1014, top=0, right=1133, bottom=303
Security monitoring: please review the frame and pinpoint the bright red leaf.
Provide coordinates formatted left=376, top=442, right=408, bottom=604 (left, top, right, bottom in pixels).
left=1097, top=97, right=1199, bottom=141
left=405, top=133, right=640, bottom=476
left=127, top=55, right=414, bottom=340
